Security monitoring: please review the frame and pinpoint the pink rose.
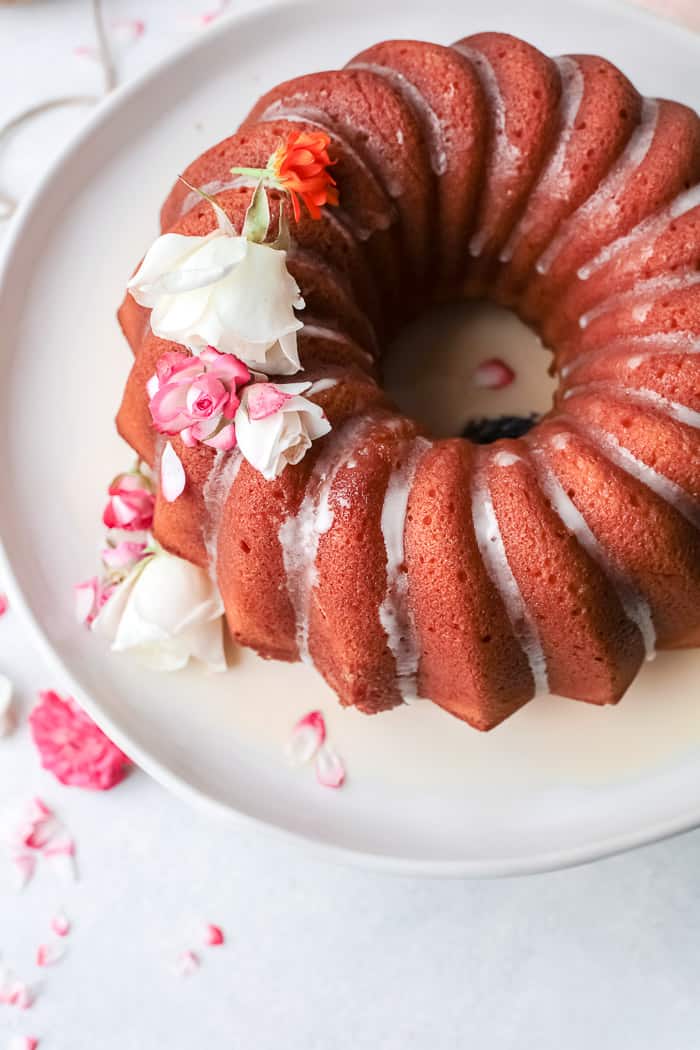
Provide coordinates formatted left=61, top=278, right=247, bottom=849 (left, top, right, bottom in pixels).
left=103, top=473, right=155, bottom=531
left=29, top=691, right=130, bottom=791
left=148, top=346, right=250, bottom=452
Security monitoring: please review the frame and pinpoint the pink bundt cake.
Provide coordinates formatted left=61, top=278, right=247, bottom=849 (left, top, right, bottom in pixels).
left=115, top=32, right=700, bottom=730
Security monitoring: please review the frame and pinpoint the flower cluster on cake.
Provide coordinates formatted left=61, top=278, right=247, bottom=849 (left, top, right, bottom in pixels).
left=77, top=132, right=339, bottom=670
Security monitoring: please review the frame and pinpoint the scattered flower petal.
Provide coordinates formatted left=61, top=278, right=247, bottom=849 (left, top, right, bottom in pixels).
left=286, top=710, right=326, bottom=766
left=36, top=941, right=65, bottom=968
left=197, top=0, right=230, bottom=26
left=51, top=913, right=70, bottom=938
left=9, top=854, right=34, bottom=891
left=0, top=674, right=15, bottom=738
left=42, top=838, right=78, bottom=884
left=0, top=593, right=8, bottom=617
left=174, top=950, right=199, bottom=977
left=111, top=17, right=146, bottom=42
left=29, top=691, right=130, bottom=791
left=8, top=1036, right=38, bottom=1050
left=203, top=923, right=224, bottom=947
left=74, top=44, right=99, bottom=61
left=161, top=441, right=186, bottom=502
left=472, top=358, right=515, bottom=390
left=315, top=744, right=346, bottom=789
left=3, top=981, right=34, bottom=1010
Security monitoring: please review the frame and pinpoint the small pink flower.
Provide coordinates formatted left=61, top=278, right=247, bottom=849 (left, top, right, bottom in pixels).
left=149, top=347, right=250, bottom=451
left=0, top=593, right=8, bottom=617
left=103, top=473, right=155, bottom=531
left=472, top=358, right=515, bottom=390
left=29, top=691, right=130, bottom=791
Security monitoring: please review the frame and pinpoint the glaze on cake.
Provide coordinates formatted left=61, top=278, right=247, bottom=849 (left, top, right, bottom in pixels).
left=115, top=32, right=700, bottom=730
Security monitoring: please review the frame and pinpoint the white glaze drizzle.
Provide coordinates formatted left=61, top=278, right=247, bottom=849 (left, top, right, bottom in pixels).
left=499, top=56, right=585, bottom=264
left=531, top=445, right=656, bottom=659
left=378, top=436, right=432, bottom=701
left=349, top=61, right=448, bottom=176
left=535, top=98, right=659, bottom=276
left=278, top=416, right=374, bottom=663
left=561, top=331, right=700, bottom=379
left=178, top=176, right=254, bottom=219
left=577, top=183, right=700, bottom=280
left=564, top=381, right=700, bottom=429
left=471, top=454, right=549, bottom=695
left=570, top=419, right=700, bottom=529
left=578, top=270, right=700, bottom=329
left=299, top=321, right=376, bottom=367
left=453, top=44, right=523, bottom=258
left=201, top=450, right=244, bottom=579
left=306, top=377, right=338, bottom=396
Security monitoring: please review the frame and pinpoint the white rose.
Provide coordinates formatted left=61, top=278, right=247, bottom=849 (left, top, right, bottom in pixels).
left=127, top=229, right=304, bottom=375
left=92, top=547, right=226, bottom=672
left=235, top=381, right=332, bottom=480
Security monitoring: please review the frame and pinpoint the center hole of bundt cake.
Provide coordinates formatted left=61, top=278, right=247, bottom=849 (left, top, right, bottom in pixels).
left=383, top=301, right=556, bottom=440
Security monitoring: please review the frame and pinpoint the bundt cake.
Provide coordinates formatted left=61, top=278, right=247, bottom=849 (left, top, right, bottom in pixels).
left=114, top=32, right=700, bottom=731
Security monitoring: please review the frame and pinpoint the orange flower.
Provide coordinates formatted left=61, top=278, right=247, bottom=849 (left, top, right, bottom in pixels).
left=230, top=131, right=339, bottom=225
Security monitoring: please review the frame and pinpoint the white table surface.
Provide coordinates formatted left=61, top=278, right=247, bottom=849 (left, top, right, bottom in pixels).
left=2, top=3, right=700, bottom=1048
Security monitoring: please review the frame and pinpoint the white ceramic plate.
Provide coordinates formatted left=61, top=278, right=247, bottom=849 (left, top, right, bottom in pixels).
left=2, top=0, right=700, bottom=877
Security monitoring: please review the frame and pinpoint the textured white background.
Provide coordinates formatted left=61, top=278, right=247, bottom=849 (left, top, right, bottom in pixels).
left=1, top=2, right=700, bottom=1048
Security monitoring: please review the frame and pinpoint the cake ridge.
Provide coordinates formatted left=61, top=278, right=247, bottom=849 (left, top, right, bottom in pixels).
left=112, top=32, right=700, bottom=729
left=535, top=97, right=660, bottom=276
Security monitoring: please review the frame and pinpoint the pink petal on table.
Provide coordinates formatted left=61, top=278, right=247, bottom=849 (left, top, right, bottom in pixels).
left=5, top=980, right=33, bottom=1010
left=11, top=853, right=35, bottom=892
left=50, top=913, right=70, bottom=938
left=471, top=358, right=515, bottom=390
left=203, top=923, right=224, bottom=947
left=174, top=950, right=199, bottom=977
left=0, top=593, right=8, bottom=617
left=36, top=941, right=65, bottom=967
left=111, top=18, right=146, bottom=43
left=73, top=44, right=98, bottom=61
left=161, top=441, right=186, bottom=502
left=26, top=798, right=52, bottom=824
left=286, top=710, right=326, bottom=766
left=315, top=744, right=346, bottom=789
left=43, top=836, right=78, bottom=882
left=8, top=1037, right=39, bottom=1050
left=198, top=0, right=230, bottom=26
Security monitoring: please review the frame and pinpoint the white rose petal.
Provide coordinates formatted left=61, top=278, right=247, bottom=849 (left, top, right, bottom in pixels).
left=92, top=550, right=226, bottom=673
left=127, top=229, right=304, bottom=375
left=235, top=382, right=332, bottom=480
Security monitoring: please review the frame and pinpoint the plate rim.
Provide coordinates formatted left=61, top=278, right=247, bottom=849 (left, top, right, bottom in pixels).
left=1, top=0, right=700, bottom=878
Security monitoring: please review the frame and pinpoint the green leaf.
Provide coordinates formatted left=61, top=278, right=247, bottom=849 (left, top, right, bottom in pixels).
left=242, top=179, right=271, bottom=243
